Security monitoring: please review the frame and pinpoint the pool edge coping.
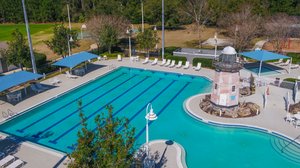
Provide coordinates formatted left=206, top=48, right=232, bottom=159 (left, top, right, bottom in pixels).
left=183, top=93, right=300, bottom=147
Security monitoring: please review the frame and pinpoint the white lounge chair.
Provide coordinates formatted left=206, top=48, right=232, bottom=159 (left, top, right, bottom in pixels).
left=50, top=77, right=61, bottom=85
left=169, top=60, right=176, bottom=68
left=103, top=55, right=107, bottom=60
left=291, top=64, right=299, bottom=69
left=117, top=54, right=122, bottom=61
left=97, top=56, right=102, bottom=61
left=194, top=62, right=202, bottom=71
left=6, top=159, right=24, bottom=168
left=66, top=71, right=78, bottom=79
left=285, top=113, right=295, bottom=124
left=183, top=61, right=190, bottom=69
left=151, top=58, right=158, bottom=65
left=160, top=59, right=166, bottom=66
left=280, top=59, right=290, bottom=66
left=142, top=57, right=149, bottom=64
left=274, top=59, right=283, bottom=64
left=0, top=155, right=15, bottom=167
left=176, top=61, right=182, bottom=68
left=31, top=84, right=44, bottom=93
left=35, top=83, right=48, bottom=91
left=164, top=59, right=171, bottom=67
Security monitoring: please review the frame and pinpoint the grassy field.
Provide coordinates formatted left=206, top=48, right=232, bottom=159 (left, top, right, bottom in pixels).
left=0, top=23, right=224, bottom=60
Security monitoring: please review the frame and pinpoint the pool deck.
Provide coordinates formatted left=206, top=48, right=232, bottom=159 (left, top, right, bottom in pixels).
left=0, top=58, right=300, bottom=167
left=185, top=84, right=300, bottom=144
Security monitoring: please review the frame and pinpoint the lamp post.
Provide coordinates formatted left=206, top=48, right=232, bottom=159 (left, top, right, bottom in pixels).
left=154, top=25, right=158, bottom=50
left=22, top=0, right=37, bottom=73
left=126, top=29, right=132, bottom=59
left=67, top=3, right=71, bottom=30
left=81, top=24, right=87, bottom=39
left=161, top=0, right=165, bottom=60
left=141, top=0, right=144, bottom=32
left=145, top=103, right=158, bottom=159
left=214, top=32, right=217, bottom=59
left=68, top=36, right=74, bottom=56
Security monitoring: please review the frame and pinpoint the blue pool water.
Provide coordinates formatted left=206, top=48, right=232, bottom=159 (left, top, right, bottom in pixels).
left=245, top=66, right=281, bottom=76
left=0, top=67, right=300, bottom=167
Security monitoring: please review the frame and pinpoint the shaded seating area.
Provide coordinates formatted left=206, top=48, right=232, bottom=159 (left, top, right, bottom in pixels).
left=240, top=50, right=290, bottom=77
left=52, top=51, right=98, bottom=76
left=0, top=71, right=43, bottom=103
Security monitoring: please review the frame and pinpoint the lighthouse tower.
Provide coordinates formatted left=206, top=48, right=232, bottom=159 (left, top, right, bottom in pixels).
left=210, top=46, right=243, bottom=109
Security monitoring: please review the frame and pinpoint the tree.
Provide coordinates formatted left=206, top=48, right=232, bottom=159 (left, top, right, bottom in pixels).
left=6, top=29, right=31, bottom=70
left=45, top=24, right=79, bottom=58
left=87, top=15, right=129, bottom=54
left=263, top=13, right=296, bottom=53
left=68, top=102, right=136, bottom=168
left=180, top=0, right=211, bottom=49
left=136, top=28, right=159, bottom=57
left=218, top=4, right=262, bottom=52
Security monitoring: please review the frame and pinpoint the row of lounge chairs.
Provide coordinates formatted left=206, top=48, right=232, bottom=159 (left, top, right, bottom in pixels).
left=142, top=58, right=202, bottom=71
left=0, top=153, right=24, bottom=168
left=274, top=59, right=299, bottom=69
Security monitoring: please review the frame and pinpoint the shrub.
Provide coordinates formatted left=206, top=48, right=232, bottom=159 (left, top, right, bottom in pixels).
left=193, top=58, right=213, bottom=68
left=287, top=53, right=300, bottom=64
left=101, top=52, right=124, bottom=59
left=160, top=46, right=180, bottom=55
left=283, top=78, right=297, bottom=82
left=165, top=55, right=187, bottom=64
left=24, top=52, right=47, bottom=68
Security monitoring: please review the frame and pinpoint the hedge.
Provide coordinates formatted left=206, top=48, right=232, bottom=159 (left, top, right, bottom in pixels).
left=160, top=46, right=180, bottom=55
left=193, top=58, right=213, bottom=68
left=165, top=55, right=187, bottom=64
left=287, top=53, right=300, bottom=64
left=24, top=52, right=47, bottom=68
left=101, top=52, right=124, bottom=59
left=283, top=78, right=298, bottom=83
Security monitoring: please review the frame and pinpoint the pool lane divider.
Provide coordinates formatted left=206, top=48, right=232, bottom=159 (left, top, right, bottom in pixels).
left=17, top=73, right=126, bottom=133
left=67, top=79, right=176, bottom=150
left=67, top=78, right=175, bottom=150
left=31, top=75, right=140, bottom=139
left=135, top=82, right=190, bottom=139
left=48, top=76, right=150, bottom=144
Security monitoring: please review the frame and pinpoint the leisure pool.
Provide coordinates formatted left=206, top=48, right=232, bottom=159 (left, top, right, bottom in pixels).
left=0, top=67, right=299, bottom=167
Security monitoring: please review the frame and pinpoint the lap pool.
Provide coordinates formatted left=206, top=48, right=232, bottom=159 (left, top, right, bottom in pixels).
left=0, top=67, right=299, bottom=167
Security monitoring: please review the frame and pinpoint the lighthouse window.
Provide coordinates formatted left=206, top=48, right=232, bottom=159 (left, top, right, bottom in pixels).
left=232, top=86, right=236, bottom=92
left=215, top=84, right=218, bottom=90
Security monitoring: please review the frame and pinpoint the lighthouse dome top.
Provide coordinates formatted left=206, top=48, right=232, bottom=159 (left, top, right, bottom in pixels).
left=222, top=46, right=237, bottom=55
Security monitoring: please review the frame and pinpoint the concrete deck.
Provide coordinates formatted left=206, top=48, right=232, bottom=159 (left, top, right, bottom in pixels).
left=146, top=140, right=187, bottom=168
left=0, top=57, right=300, bottom=167
left=185, top=84, right=300, bottom=144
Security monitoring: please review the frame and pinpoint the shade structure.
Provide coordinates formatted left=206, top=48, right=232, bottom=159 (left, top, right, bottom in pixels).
left=52, top=51, right=98, bottom=69
left=0, top=71, right=43, bottom=92
left=240, top=50, right=290, bottom=77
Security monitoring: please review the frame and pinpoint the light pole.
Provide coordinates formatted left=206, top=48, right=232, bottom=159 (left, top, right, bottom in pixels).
left=81, top=24, right=87, bottom=39
left=234, top=25, right=238, bottom=48
left=154, top=25, right=158, bottom=50
left=126, top=29, right=132, bottom=59
left=144, top=103, right=158, bottom=167
left=214, top=32, right=217, bottom=59
left=161, top=0, right=165, bottom=60
left=68, top=36, right=74, bottom=56
left=141, top=0, right=144, bottom=32
left=67, top=3, right=71, bottom=30
left=22, top=0, right=37, bottom=73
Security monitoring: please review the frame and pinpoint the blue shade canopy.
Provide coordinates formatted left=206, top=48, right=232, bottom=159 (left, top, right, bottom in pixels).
left=0, top=71, right=43, bottom=92
left=240, top=50, right=289, bottom=61
left=52, top=51, right=98, bottom=68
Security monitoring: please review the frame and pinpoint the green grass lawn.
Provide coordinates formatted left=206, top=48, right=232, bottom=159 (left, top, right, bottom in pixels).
left=0, top=23, right=56, bottom=41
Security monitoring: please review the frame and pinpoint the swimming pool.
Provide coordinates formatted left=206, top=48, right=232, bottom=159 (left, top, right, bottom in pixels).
left=244, top=65, right=281, bottom=76
left=0, top=67, right=299, bottom=167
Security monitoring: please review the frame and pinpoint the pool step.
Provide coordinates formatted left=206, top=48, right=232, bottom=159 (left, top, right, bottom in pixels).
left=270, top=137, right=300, bottom=164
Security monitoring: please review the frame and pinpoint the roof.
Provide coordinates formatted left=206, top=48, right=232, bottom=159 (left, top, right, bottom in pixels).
left=52, top=51, right=98, bottom=68
left=0, top=71, right=43, bottom=92
left=240, top=50, right=289, bottom=61
left=222, top=46, right=237, bottom=55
